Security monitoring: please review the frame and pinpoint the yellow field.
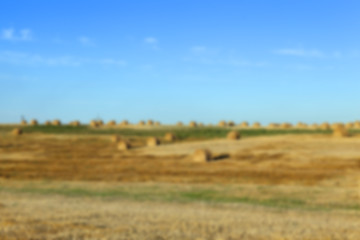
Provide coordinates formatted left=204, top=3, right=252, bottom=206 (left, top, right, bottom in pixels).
left=1, top=130, right=360, bottom=239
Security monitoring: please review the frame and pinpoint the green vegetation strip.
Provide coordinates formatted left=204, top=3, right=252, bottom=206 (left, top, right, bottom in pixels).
left=0, top=125, right=332, bottom=139
left=0, top=185, right=359, bottom=212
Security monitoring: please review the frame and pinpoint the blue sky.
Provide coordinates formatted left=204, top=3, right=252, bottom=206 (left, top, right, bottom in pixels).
left=1, top=0, right=360, bottom=124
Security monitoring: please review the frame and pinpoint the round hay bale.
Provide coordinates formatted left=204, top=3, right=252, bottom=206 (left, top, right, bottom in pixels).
left=44, top=121, right=51, bottom=126
left=155, top=121, right=161, bottom=126
left=147, top=120, right=154, bottom=126
left=319, top=122, right=330, bottom=130
left=117, top=140, right=131, bottom=150
left=107, top=120, right=116, bottom=126
left=252, top=122, right=261, bottom=128
left=193, top=149, right=212, bottom=162
left=20, top=120, right=27, bottom=126
left=228, top=121, right=235, bottom=127
left=268, top=123, right=279, bottom=129
left=30, top=119, right=38, bottom=126
left=147, top=137, right=160, bottom=147
left=345, top=122, right=354, bottom=129
left=354, top=121, right=360, bottom=129
left=11, top=128, right=23, bottom=136
left=296, top=122, right=306, bottom=129
left=119, top=120, right=129, bottom=126
left=281, top=123, right=292, bottom=129
left=164, top=132, right=176, bottom=141
left=333, top=125, right=349, bottom=137
left=189, top=121, right=197, bottom=128
left=138, top=121, right=145, bottom=126
left=52, top=119, right=61, bottom=126
left=71, top=121, right=81, bottom=127
left=331, top=123, right=345, bottom=130
left=218, top=121, right=227, bottom=127
left=227, top=131, right=240, bottom=140
left=111, top=135, right=121, bottom=143
left=176, top=122, right=183, bottom=127
left=310, top=123, right=319, bottom=129
left=240, top=121, right=249, bottom=128
left=90, top=120, right=99, bottom=128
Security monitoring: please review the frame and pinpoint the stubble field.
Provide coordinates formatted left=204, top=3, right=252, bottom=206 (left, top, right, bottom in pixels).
left=0, top=125, right=360, bottom=239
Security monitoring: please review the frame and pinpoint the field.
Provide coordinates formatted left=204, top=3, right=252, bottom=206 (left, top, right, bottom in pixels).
left=1, top=124, right=360, bottom=239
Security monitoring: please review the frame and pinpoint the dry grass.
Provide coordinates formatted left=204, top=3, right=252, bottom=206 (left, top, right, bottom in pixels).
left=1, top=133, right=360, bottom=185
left=1, top=130, right=360, bottom=239
left=0, top=184, right=359, bottom=240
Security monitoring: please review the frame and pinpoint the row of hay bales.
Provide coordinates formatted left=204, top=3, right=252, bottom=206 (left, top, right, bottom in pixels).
left=18, top=118, right=360, bottom=131
left=115, top=126, right=354, bottom=162
left=267, top=122, right=353, bottom=136
left=214, top=120, right=360, bottom=130
left=89, top=119, right=162, bottom=128
left=20, top=119, right=76, bottom=126
left=112, top=132, right=178, bottom=150
left=113, top=131, right=241, bottom=162
left=189, top=125, right=353, bottom=162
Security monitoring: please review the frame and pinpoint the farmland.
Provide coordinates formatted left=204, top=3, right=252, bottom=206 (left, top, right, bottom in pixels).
left=1, top=124, right=360, bottom=239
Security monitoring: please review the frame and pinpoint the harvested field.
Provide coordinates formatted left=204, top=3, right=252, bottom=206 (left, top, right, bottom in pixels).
left=1, top=133, right=360, bottom=185
left=1, top=188, right=360, bottom=240
left=1, top=126, right=360, bottom=239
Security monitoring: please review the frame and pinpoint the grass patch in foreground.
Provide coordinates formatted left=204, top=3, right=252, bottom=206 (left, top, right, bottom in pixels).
left=0, top=184, right=358, bottom=212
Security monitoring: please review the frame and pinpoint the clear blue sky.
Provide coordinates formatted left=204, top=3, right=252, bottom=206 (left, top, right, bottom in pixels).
left=1, top=0, right=359, bottom=124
